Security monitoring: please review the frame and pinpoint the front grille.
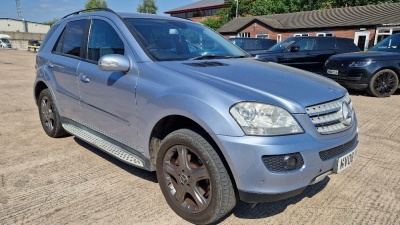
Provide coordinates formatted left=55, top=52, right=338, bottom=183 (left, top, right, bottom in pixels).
left=319, top=135, right=357, bottom=161
left=305, top=93, right=354, bottom=135
left=262, top=153, right=304, bottom=172
left=325, top=60, right=350, bottom=68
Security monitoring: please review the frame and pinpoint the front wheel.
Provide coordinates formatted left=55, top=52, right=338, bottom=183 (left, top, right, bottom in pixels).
left=367, top=69, right=399, bottom=97
left=156, top=129, right=236, bottom=224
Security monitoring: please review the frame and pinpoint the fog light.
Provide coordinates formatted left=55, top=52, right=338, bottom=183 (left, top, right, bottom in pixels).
left=262, top=153, right=304, bottom=172
left=283, top=155, right=298, bottom=170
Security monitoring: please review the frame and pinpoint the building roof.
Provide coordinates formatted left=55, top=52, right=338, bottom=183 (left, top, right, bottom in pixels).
left=165, top=0, right=227, bottom=13
left=218, top=3, right=400, bottom=33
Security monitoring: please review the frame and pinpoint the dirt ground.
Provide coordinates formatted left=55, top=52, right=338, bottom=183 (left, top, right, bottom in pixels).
left=0, top=49, right=399, bottom=225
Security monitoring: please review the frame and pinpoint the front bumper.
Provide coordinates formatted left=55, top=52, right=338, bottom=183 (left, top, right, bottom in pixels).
left=322, top=66, right=377, bottom=90
left=214, top=120, right=358, bottom=203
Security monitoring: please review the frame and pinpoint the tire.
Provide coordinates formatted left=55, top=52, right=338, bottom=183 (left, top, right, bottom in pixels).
left=367, top=69, right=399, bottom=97
left=156, top=129, right=236, bottom=224
left=38, top=89, right=68, bottom=138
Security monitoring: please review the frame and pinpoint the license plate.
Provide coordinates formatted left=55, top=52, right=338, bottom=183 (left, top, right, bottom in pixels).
left=333, top=148, right=357, bottom=173
left=327, top=69, right=339, bottom=75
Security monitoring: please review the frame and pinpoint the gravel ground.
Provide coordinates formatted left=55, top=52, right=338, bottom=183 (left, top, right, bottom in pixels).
left=0, top=49, right=399, bottom=225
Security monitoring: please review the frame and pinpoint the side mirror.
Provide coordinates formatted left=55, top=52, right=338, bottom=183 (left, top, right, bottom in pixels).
left=290, top=46, right=300, bottom=52
left=98, top=54, right=130, bottom=72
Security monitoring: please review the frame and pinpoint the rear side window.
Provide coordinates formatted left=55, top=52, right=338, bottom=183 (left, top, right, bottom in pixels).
left=39, top=24, right=60, bottom=52
left=87, top=19, right=125, bottom=62
left=244, top=40, right=260, bottom=50
left=317, top=38, right=336, bottom=50
left=338, top=39, right=359, bottom=51
left=53, top=20, right=87, bottom=57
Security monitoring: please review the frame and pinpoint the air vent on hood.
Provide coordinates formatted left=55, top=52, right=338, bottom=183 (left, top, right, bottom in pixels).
left=183, top=61, right=228, bottom=67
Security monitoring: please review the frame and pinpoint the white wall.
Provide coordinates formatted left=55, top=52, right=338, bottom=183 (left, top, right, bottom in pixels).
left=0, top=19, right=50, bottom=33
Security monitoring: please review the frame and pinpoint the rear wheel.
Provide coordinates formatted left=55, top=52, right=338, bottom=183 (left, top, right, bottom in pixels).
left=367, top=69, right=399, bottom=97
left=38, top=89, right=68, bottom=138
left=156, top=129, right=236, bottom=224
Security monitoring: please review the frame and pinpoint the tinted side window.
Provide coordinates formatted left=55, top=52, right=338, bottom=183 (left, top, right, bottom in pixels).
left=53, top=20, right=86, bottom=57
left=87, top=19, right=125, bottom=62
left=243, top=39, right=262, bottom=50
left=39, top=24, right=60, bottom=52
left=338, top=39, right=359, bottom=51
left=294, top=38, right=316, bottom=51
left=317, top=38, right=336, bottom=50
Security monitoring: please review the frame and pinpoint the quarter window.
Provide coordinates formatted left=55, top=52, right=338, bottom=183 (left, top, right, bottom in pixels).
left=87, top=19, right=125, bottom=62
left=54, top=20, right=87, bottom=57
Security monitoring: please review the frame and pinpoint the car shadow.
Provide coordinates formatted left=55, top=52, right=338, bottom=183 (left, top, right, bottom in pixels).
left=73, top=136, right=330, bottom=222
left=73, top=137, right=158, bottom=183
left=229, top=177, right=329, bottom=220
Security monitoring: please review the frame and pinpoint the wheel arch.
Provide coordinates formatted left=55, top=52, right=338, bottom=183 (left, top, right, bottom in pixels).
left=34, top=80, right=49, bottom=106
left=148, top=115, right=238, bottom=195
left=370, top=66, right=400, bottom=87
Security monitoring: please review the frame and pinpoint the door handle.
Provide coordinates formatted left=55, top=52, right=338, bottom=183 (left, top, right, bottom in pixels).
left=79, top=73, right=90, bottom=83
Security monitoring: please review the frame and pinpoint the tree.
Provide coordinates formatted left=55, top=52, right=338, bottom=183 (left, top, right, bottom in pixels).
left=201, top=17, right=227, bottom=30
left=43, top=18, right=59, bottom=26
left=206, top=0, right=400, bottom=30
left=137, top=0, right=158, bottom=14
left=84, top=0, right=107, bottom=9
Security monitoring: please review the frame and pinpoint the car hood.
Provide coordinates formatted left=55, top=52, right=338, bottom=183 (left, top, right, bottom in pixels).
left=330, top=51, right=400, bottom=61
left=157, top=58, right=346, bottom=113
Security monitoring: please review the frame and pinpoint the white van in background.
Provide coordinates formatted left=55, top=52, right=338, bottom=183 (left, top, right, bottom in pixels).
left=0, top=34, right=13, bottom=48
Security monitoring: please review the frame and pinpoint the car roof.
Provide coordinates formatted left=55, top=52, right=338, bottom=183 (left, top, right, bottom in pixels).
left=58, top=9, right=190, bottom=23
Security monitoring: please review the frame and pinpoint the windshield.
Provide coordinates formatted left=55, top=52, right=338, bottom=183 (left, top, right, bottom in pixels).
left=0, top=38, right=10, bottom=43
left=269, top=38, right=296, bottom=51
left=125, top=18, right=246, bottom=61
left=369, top=34, right=400, bottom=52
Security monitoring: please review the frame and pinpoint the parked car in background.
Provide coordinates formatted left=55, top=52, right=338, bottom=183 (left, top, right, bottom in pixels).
left=323, top=33, right=400, bottom=97
left=0, top=34, right=12, bottom=48
left=34, top=9, right=359, bottom=224
left=28, top=40, right=41, bottom=51
left=229, top=37, right=276, bottom=54
left=254, top=36, right=359, bottom=73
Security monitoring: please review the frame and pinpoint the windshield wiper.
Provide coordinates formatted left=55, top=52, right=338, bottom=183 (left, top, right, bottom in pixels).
left=190, top=54, right=233, bottom=60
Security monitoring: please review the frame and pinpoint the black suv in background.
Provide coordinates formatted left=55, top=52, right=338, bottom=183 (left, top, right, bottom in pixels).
left=323, top=33, right=400, bottom=97
left=229, top=37, right=276, bottom=54
left=254, top=36, right=359, bottom=73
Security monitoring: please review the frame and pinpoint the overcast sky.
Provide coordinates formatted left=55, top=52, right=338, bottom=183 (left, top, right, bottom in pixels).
left=0, top=0, right=197, bottom=23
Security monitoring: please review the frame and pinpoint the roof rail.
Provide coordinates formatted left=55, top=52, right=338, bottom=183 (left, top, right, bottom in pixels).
left=61, top=8, right=117, bottom=19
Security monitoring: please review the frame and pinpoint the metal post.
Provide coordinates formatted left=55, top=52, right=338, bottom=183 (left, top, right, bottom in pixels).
left=235, top=0, right=238, bottom=18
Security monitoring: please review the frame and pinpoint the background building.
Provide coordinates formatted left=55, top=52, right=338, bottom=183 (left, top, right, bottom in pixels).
left=0, top=18, right=50, bottom=49
left=164, top=0, right=230, bottom=22
left=218, top=3, right=400, bottom=51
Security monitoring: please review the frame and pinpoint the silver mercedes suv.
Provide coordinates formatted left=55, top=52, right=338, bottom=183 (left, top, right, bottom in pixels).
left=34, top=9, right=358, bottom=224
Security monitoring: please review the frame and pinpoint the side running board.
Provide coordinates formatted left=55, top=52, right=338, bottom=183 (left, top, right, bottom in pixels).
left=62, top=123, right=144, bottom=168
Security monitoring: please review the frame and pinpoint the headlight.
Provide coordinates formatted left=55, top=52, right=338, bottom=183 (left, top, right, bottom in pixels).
left=349, top=60, right=375, bottom=67
left=230, top=102, right=304, bottom=136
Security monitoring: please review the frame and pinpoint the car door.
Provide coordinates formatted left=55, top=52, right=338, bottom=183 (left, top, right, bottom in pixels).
left=282, top=38, right=317, bottom=71
left=77, top=18, right=139, bottom=147
left=49, top=19, right=87, bottom=121
left=313, top=38, right=337, bottom=73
